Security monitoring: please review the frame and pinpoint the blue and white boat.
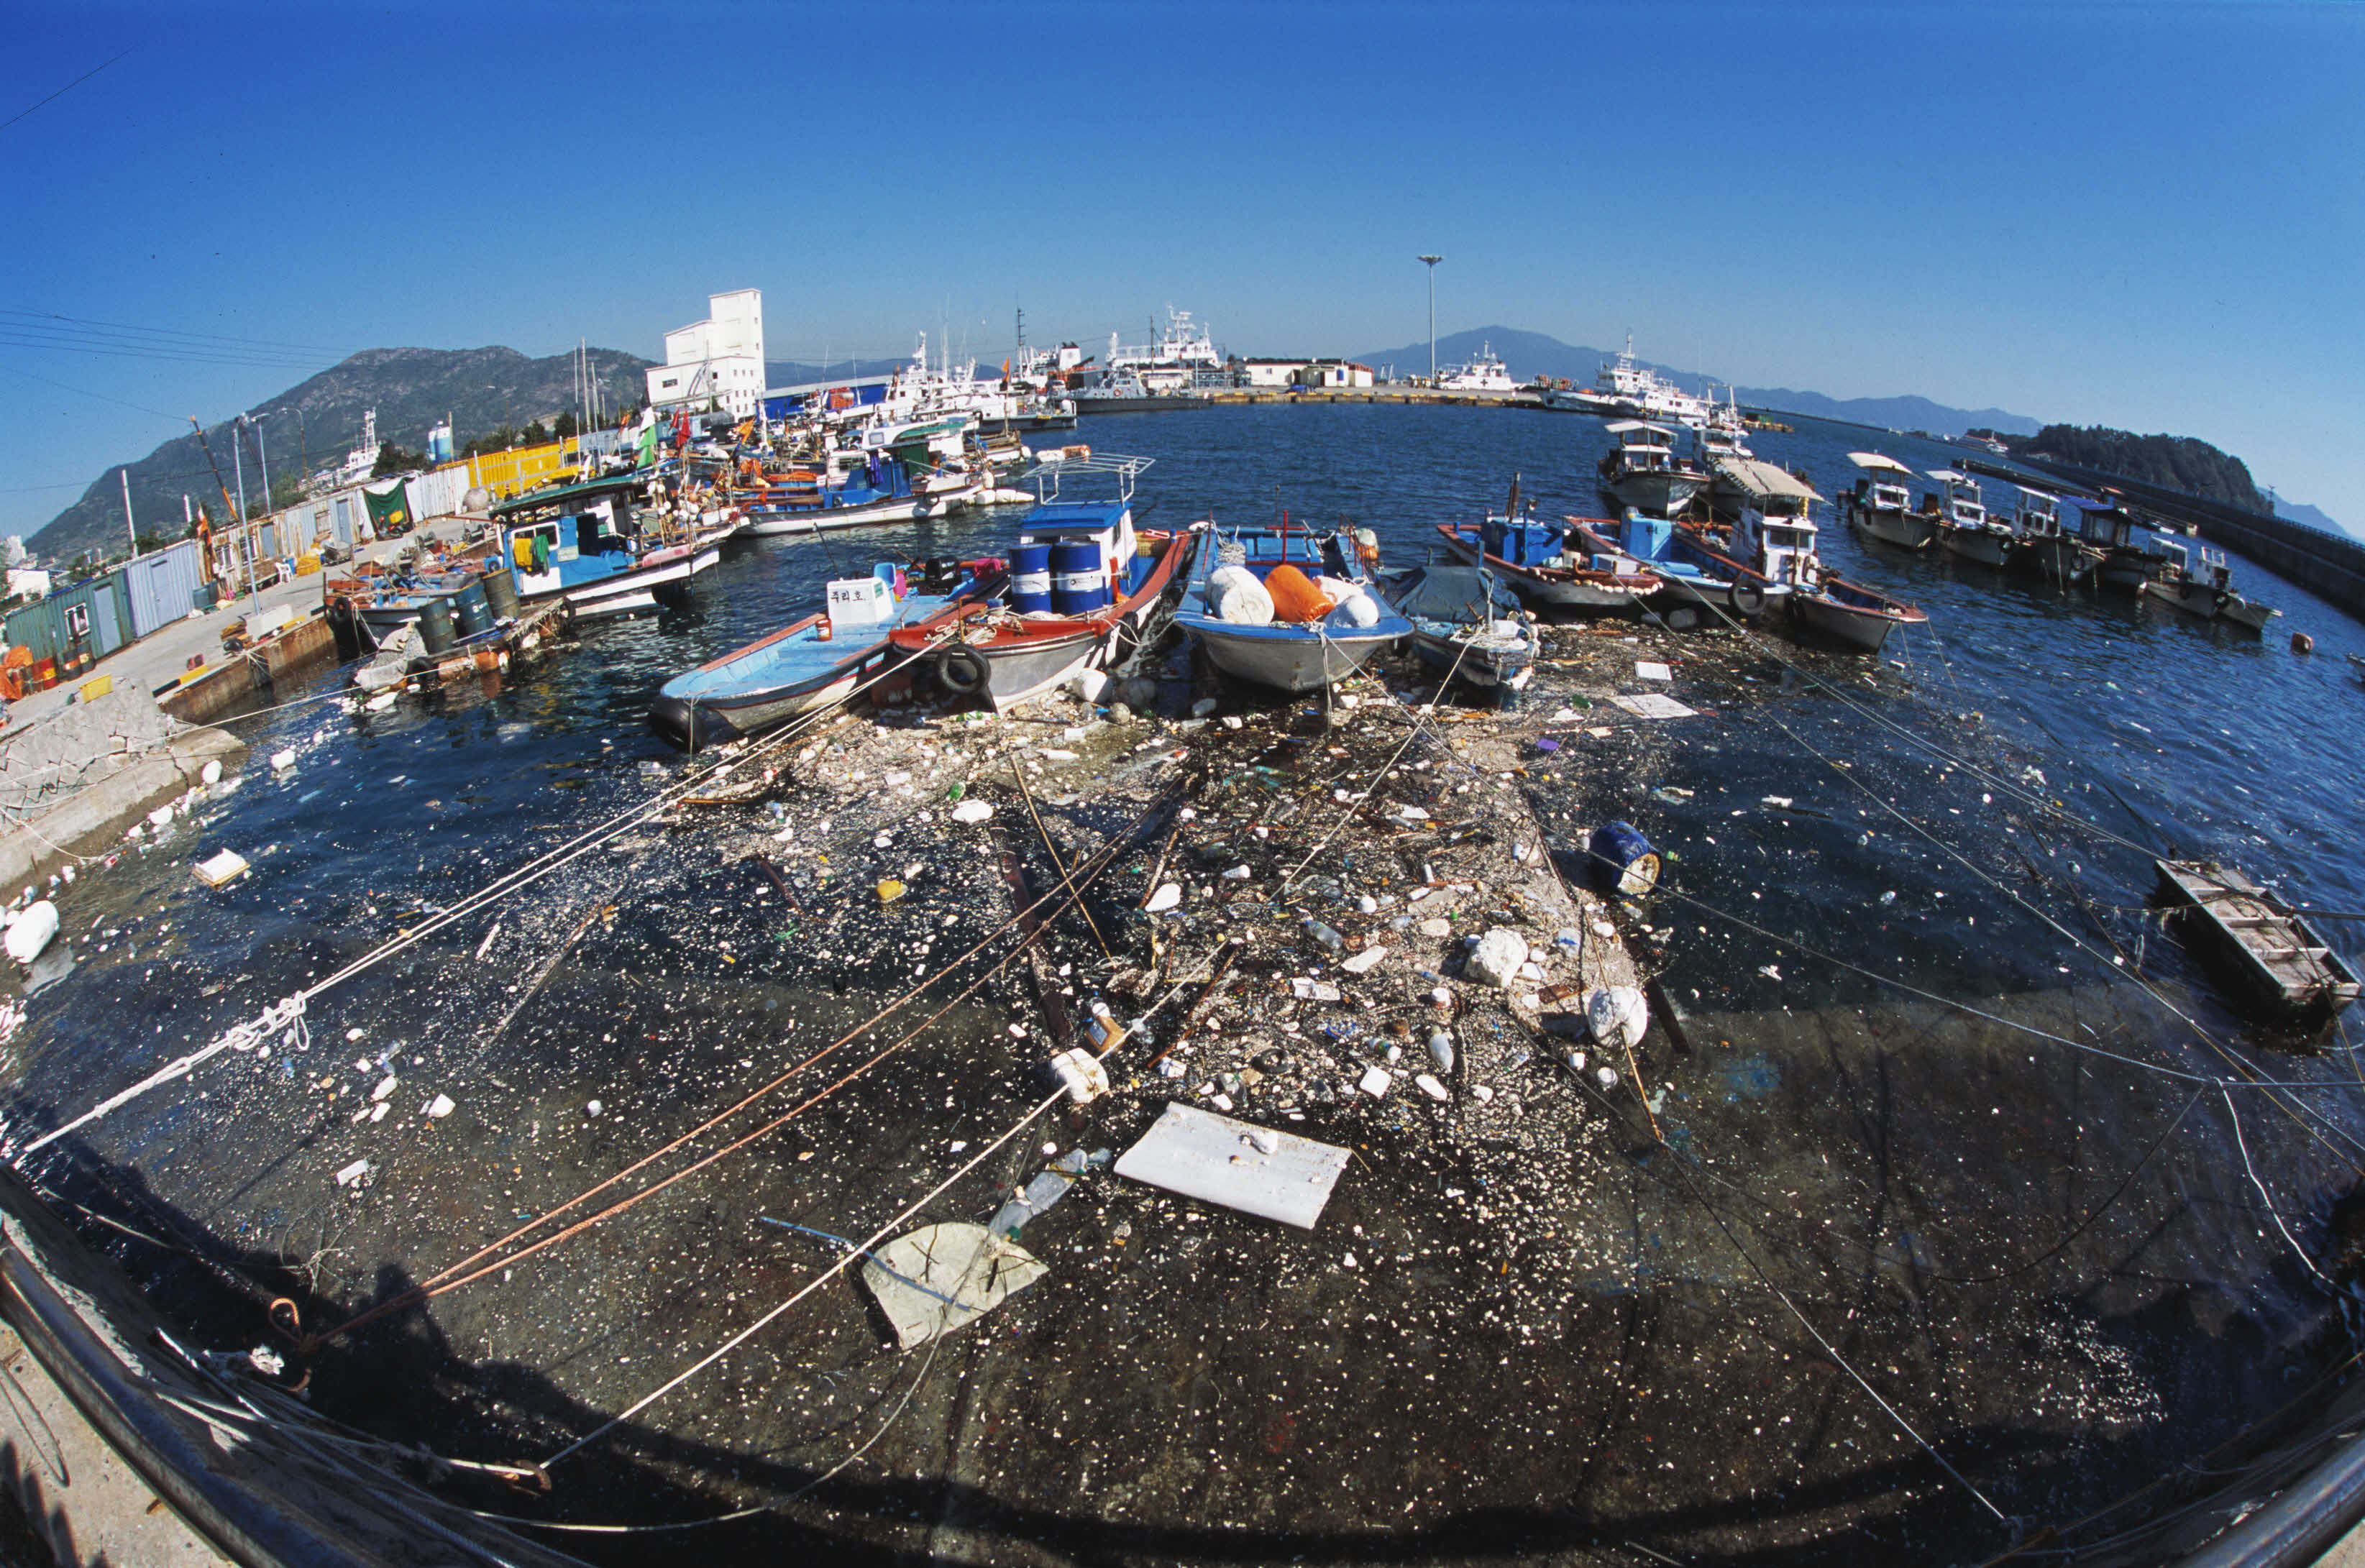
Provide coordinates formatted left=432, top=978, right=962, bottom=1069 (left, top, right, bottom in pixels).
left=1171, top=524, right=1412, bottom=694
left=649, top=557, right=1005, bottom=749
left=1387, top=562, right=1537, bottom=698
left=1566, top=508, right=1786, bottom=628
left=493, top=476, right=722, bottom=617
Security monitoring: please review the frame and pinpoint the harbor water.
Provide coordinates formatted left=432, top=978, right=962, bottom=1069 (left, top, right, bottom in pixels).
left=6, top=404, right=2365, bottom=1563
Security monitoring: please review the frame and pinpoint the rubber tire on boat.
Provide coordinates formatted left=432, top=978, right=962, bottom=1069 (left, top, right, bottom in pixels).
left=1731, top=582, right=1769, bottom=617
left=933, top=646, right=991, bottom=697
left=2214, top=590, right=2232, bottom=612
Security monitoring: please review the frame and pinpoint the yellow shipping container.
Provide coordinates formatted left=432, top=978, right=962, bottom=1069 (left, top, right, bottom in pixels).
left=468, top=439, right=582, bottom=501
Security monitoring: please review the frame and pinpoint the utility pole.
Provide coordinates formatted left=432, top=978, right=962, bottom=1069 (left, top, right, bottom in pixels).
left=121, top=468, right=137, bottom=559
left=1418, top=256, right=1443, bottom=385
left=231, top=418, right=255, bottom=611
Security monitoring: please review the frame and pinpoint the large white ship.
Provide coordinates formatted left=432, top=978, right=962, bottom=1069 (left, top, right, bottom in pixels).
left=1433, top=341, right=1518, bottom=393
left=1547, top=334, right=1712, bottom=428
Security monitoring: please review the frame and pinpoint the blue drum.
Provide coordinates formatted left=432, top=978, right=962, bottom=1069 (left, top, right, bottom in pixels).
left=1051, top=540, right=1109, bottom=613
left=1588, top=820, right=1661, bottom=896
left=1011, top=543, right=1053, bottom=613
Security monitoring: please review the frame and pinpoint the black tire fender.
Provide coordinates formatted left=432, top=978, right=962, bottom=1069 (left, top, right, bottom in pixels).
left=1731, top=582, right=1769, bottom=616
left=933, top=645, right=991, bottom=696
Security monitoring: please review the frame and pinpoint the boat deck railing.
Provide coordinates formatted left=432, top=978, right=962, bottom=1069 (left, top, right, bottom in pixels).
left=1021, top=451, right=1153, bottom=505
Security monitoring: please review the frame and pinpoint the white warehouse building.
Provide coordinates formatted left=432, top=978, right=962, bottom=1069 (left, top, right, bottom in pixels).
left=646, top=288, right=766, bottom=418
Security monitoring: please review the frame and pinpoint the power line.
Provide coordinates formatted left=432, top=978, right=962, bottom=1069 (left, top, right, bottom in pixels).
left=0, top=307, right=343, bottom=355
left=0, top=48, right=130, bottom=133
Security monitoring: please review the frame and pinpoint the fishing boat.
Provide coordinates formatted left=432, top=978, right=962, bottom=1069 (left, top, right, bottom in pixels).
left=1568, top=509, right=1783, bottom=629
left=1697, top=390, right=1752, bottom=468
left=1171, top=523, right=1412, bottom=694
left=739, top=443, right=979, bottom=536
left=1433, top=509, right=1664, bottom=613
left=493, top=475, right=720, bottom=617
left=1719, top=503, right=1928, bottom=653
left=1840, top=452, right=1939, bottom=550
left=1596, top=421, right=1706, bottom=517
left=2154, top=859, right=2361, bottom=1029
left=1387, top=562, right=1537, bottom=700
left=2077, top=500, right=2175, bottom=594
left=1930, top=469, right=2021, bottom=568
left=649, top=556, right=1005, bottom=749
left=2145, top=543, right=2280, bottom=632
left=2006, top=487, right=2098, bottom=583
left=892, top=454, right=1203, bottom=711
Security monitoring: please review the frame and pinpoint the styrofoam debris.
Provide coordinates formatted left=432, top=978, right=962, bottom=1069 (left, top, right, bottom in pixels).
left=426, top=1094, right=455, bottom=1119
left=334, top=1160, right=369, bottom=1187
left=193, top=850, right=250, bottom=888
left=1465, top=927, right=1528, bottom=988
left=1414, top=1073, right=1450, bottom=1101
left=1144, top=883, right=1183, bottom=913
left=950, top=799, right=993, bottom=824
left=270, top=749, right=296, bottom=770
left=1357, top=1066, right=1392, bottom=1099
left=1340, top=945, right=1387, bottom=974
left=370, top=1074, right=398, bottom=1102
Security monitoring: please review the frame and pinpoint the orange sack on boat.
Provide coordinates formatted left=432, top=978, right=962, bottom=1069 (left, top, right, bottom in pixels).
left=1263, top=563, right=1334, bottom=623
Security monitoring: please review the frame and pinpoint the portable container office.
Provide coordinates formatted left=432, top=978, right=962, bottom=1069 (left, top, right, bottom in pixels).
left=118, top=538, right=206, bottom=638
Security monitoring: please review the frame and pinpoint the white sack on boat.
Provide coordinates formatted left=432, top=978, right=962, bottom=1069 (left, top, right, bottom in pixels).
left=1325, top=590, right=1381, bottom=628
left=1208, top=564, right=1274, bottom=626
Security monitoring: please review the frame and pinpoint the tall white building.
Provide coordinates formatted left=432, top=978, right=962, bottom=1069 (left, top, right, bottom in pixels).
left=646, top=288, right=765, bottom=418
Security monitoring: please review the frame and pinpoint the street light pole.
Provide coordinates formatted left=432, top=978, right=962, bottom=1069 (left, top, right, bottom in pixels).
left=1417, top=255, right=1442, bottom=384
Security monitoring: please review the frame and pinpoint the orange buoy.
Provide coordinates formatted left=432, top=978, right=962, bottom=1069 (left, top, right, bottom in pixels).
left=2293, top=631, right=2315, bottom=654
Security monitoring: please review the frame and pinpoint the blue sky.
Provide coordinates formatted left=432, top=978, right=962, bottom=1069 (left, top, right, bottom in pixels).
left=3, top=1, right=2359, bottom=539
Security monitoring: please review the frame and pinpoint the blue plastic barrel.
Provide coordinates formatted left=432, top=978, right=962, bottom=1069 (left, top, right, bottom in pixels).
left=1588, top=820, right=1661, bottom=896
left=453, top=582, right=494, bottom=639
left=1010, top=543, right=1053, bottom=613
left=1050, top=540, right=1107, bottom=613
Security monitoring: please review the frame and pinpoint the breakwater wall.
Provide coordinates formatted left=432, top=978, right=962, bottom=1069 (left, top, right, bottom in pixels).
left=0, top=687, right=244, bottom=889
left=157, top=612, right=337, bottom=725
left=2016, top=457, right=2365, bottom=623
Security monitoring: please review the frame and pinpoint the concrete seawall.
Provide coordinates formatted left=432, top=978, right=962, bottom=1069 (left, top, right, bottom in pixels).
left=0, top=688, right=244, bottom=893
left=2013, top=456, right=2365, bottom=623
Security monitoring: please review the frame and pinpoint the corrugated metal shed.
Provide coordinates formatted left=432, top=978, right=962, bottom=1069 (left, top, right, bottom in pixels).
left=4, top=577, right=128, bottom=664
left=119, top=539, right=206, bottom=637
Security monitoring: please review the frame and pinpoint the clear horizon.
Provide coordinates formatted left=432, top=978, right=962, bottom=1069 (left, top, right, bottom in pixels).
left=3, top=1, right=2358, bottom=541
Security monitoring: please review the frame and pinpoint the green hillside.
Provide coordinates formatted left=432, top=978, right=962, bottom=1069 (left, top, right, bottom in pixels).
left=30, top=345, right=651, bottom=565
left=2012, top=424, right=2269, bottom=512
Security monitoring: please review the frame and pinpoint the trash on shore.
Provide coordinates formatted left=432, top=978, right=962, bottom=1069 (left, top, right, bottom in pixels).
left=4, top=902, right=59, bottom=964
left=193, top=849, right=251, bottom=888
left=1112, top=1103, right=1350, bottom=1229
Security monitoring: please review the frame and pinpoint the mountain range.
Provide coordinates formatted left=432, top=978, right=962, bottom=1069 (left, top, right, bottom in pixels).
left=1350, top=327, right=2046, bottom=436
left=30, top=346, right=650, bottom=566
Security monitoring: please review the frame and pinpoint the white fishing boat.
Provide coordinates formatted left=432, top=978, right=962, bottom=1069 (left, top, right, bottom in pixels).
left=1597, top=421, right=1706, bottom=517
left=1930, top=469, right=2021, bottom=568
left=1840, top=452, right=1939, bottom=550
left=1433, top=341, right=1518, bottom=393
left=1721, top=501, right=1927, bottom=653
left=2145, top=543, right=2280, bottom=632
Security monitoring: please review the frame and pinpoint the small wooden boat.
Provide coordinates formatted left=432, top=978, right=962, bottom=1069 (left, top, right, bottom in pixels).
left=1930, top=470, right=2023, bottom=568
left=2155, top=859, right=2361, bottom=1029
left=2077, top=500, right=2177, bottom=595
left=892, top=454, right=1202, bottom=711
left=1388, top=562, right=1537, bottom=699
left=1596, top=421, right=1706, bottom=517
left=1434, top=518, right=1662, bottom=613
left=649, top=557, right=1004, bottom=748
left=1172, top=523, right=1413, bottom=693
left=2144, top=544, right=2279, bottom=633
left=1840, top=452, right=1938, bottom=550
left=1720, top=505, right=1927, bottom=654
left=493, top=475, right=721, bottom=617
left=1574, top=505, right=1788, bottom=628
left=2005, top=487, right=2099, bottom=584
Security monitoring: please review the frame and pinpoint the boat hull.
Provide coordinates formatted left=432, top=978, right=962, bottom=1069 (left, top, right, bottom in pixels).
left=1601, top=471, right=1701, bottom=517
left=2014, top=536, right=2098, bottom=583
left=2156, top=859, right=2361, bottom=1029
left=2146, top=578, right=2277, bottom=631
left=1411, top=628, right=1531, bottom=687
left=1847, top=500, right=1939, bottom=550
left=1937, top=526, right=2018, bottom=568
left=741, top=482, right=979, bottom=536
left=1189, top=622, right=1401, bottom=693
left=1788, top=579, right=1926, bottom=654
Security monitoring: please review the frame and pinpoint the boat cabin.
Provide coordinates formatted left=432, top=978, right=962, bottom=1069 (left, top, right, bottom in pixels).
left=506, top=498, right=639, bottom=595
left=1926, top=470, right=1987, bottom=528
left=2076, top=501, right=2164, bottom=554
left=1847, top=452, right=1916, bottom=513
left=1605, top=421, right=1682, bottom=473
left=2013, top=487, right=2062, bottom=534
left=1735, top=507, right=1822, bottom=590
left=1481, top=514, right=1567, bottom=570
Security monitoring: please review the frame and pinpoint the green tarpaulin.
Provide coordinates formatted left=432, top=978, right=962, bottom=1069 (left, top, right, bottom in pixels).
left=363, top=484, right=411, bottom=534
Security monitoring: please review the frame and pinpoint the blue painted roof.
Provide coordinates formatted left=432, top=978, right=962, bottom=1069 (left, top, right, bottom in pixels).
left=1021, top=500, right=1129, bottom=534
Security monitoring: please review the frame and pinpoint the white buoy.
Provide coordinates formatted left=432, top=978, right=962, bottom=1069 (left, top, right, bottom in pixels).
left=5, top=901, right=59, bottom=965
